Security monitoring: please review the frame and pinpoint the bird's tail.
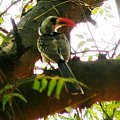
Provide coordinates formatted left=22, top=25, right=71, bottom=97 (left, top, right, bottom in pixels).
left=58, top=59, right=84, bottom=95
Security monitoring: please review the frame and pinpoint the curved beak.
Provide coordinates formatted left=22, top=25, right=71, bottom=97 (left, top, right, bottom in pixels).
left=56, top=17, right=76, bottom=27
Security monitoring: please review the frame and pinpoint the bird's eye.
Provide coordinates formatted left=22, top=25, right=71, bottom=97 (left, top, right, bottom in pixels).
left=51, top=18, right=57, bottom=25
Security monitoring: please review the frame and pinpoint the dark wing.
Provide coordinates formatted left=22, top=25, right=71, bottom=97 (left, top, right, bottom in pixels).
left=58, top=60, right=84, bottom=94
left=37, top=34, right=84, bottom=94
left=54, top=33, right=70, bottom=62
left=55, top=33, right=83, bottom=94
left=37, top=34, right=61, bottom=62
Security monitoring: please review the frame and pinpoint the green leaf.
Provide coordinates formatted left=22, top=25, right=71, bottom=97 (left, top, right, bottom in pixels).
left=32, top=80, right=40, bottom=91
left=89, top=109, right=99, bottom=120
left=65, top=107, right=73, bottom=113
left=86, top=38, right=93, bottom=42
left=39, top=78, right=48, bottom=93
left=88, top=56, right=93, bottom=61
left=84, top=47, right=89, bottom=51
left=77, top=41, right=86, bottom=49
left=92, top=7, right=103, bottom=15
left=2, top=94, right=11, bottom=110
left=55, top=79, right=64, bottom=99
left=0, top=33, right=8, bottom=45
left=0, top=17, right=4, bottom=24
left=47, top=78, right=57, bottom=96
left=26, top=4, right=33, bottom=11
left=12, top=93, right=27, bottom=103
left=0, top=84, right=13, bottom=94
left=75, top=34, right=84, bottom=39
left=2, top=92, right=27, bottom=110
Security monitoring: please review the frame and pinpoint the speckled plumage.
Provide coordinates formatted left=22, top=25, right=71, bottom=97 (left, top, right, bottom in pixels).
left=37, top=32, right=70, bottom=63
left=37, top=16, right=84, bottom=94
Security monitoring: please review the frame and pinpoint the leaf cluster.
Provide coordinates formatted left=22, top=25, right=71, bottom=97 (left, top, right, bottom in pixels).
left=33, top=75, right=81, bottom=99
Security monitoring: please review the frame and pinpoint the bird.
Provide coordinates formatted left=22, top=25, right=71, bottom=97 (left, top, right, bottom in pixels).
left=37, top=16, right=84, bottom=94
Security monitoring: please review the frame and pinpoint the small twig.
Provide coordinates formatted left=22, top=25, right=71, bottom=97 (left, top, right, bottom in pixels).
left=52, top=5, right=60, bottom=16
left=71, top=49, right=109, bottom=55
left=80, top=5, right=99, bottom=52
left=111, top=108, right=116, bottom=119
left=0, top=27, right=9, bottom=34
left=34, top=1, right=71, bottom=21
left=0, top=0, right=21, bottom=17
left=111, top=39, right=120, bottom=58
left=13, top=75, right=36, bottom=87
left=99, top=102, right=110, bottom=120
left=86, top=23, right=99, bottom=52
left=76, top=0, right=99, bottom=52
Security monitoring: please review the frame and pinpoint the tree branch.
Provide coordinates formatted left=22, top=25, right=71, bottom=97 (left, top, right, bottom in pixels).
left=111, top=39, right=120, bottom=58
left=1, top=59, right=120, bottom=120
left=0, top=0, right=21, bottom=17
left=0, top=27, right=8, bottom=34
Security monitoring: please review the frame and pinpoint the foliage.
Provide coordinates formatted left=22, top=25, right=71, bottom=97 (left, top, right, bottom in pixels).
left=0, top=33, right=9, bottom=45
left=46, top=101, right=120, bottom=120
left=33, top=75, right=81, bottom=99
left=0, top=84, right=27, bottom=118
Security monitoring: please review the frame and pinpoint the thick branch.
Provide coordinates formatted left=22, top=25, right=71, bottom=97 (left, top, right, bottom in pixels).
left=8, top=59, right=120, bottom=120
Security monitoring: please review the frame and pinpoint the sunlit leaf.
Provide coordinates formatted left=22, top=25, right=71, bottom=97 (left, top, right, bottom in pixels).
left=15, top=14, right=21, bottom=19
left=55, top=79, right=64, bottom=99
left=88, top=56, right=93, bottom=61
left=32, top=79, right=40, bottom=90
left=65, top=107, right=73, bottom=113
left=73, top=113, right=78, bottom=120
left=77, top=41, right=86, bottom=49
left=75, top=34, right=84, bottom=39
left=47, top=78, right=57, bottom=96
left=39, top=78, right=48, bottom=93
left=86, top=38, right=93, bottom=42
left=115, top=110, right=120, bottom=118
left=84, top=47, right=89, bottom=51
left=106, top=13, right=114, bottom=18
left=0, top=33, right=8, bottom=45
left=92, top=7, right=103, bottom=15
left=0, top=17, right=4, bottom=24
left=26, top=4, right=33, bottom=11
left=89, top=109, right=99, bottom=120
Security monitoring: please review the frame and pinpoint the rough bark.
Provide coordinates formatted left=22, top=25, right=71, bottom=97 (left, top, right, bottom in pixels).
left=2, top=59, right=120, bottom=120
left=1, top=0, right=117, bottom=120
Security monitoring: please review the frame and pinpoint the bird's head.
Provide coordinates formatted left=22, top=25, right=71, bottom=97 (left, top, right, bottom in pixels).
left=39, top=16, right=75, bottom=35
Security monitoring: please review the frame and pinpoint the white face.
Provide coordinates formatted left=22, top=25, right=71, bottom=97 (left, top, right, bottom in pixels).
left=54, top=25, right=62, bottom=32
left=38, top=27, right=42, bottom=35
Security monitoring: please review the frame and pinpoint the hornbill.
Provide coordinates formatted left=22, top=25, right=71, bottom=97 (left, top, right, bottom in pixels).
left=37, top=16, right=84, bottom=94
